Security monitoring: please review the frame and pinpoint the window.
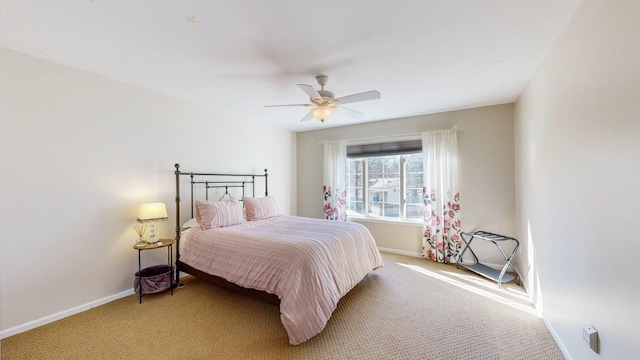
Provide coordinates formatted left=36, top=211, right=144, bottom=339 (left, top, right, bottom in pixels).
left=346, top=139, right=423, bottom=222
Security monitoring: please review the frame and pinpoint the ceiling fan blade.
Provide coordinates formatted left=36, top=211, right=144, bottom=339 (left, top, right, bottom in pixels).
left=336, top=106, right=365, bottom=119
left=300, top=112, right=315, bottom=122
left=264, top=104, right=310, bottom=108
left=297, top=84, right=322, bottom=101
left=335, top=90, right=381, bottom=104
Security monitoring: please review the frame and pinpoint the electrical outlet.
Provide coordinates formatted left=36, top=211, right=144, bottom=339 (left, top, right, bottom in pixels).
left=583, top=325, right=599, bottom=354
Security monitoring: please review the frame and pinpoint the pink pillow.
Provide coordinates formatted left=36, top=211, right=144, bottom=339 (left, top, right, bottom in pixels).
left=242, top=196, right=282, bottom=221
left=195, top=199, right=244, bottom=229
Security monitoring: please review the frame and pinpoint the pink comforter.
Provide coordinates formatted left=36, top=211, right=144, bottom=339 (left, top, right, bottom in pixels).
left=180, top=215, right=384, bottom=345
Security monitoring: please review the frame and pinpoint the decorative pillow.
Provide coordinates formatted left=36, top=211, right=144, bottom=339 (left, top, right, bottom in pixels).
left=195, top=199, right=244, bottom=229
left=242, top=196, right=282, bottom=221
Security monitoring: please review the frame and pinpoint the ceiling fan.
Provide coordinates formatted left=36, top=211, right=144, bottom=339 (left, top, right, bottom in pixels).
left=264, top=75, right=381, bottom=123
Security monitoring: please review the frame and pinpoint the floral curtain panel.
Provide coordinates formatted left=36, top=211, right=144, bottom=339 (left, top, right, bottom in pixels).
left=323, top=140, right=348, bottom=221
left=422, top=129, right=462, bottom=263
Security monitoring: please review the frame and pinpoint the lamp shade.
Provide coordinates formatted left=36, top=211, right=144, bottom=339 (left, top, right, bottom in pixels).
left=137, top=202, right=168, bottom=223
left=310, top=105, right=336, bottom=122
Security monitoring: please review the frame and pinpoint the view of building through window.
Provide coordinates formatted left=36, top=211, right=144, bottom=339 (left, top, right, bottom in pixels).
left=346, top=153, right=423, bottom=221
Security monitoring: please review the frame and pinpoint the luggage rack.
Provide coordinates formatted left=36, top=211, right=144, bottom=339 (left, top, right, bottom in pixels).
left=456, top=231, right=522, bottom=288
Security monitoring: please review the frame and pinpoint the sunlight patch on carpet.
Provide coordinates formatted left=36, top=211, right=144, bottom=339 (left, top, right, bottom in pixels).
left=397, top=262, right=539, bottom=316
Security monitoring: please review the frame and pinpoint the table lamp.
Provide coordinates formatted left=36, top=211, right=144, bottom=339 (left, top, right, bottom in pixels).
left=137, top=202, right=168, bottom=244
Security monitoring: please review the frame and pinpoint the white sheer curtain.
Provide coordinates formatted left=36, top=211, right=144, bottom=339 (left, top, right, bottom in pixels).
left=422, top=129, right=462, bottom=263
left=323, top=140, right=348, bottom=221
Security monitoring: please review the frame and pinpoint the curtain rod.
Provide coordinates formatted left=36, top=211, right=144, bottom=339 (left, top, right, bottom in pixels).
left=317, top=126, right=463, bottom=145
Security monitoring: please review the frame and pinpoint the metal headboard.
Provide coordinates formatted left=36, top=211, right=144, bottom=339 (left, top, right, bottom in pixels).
left=173, top=163, right=268, bottom=276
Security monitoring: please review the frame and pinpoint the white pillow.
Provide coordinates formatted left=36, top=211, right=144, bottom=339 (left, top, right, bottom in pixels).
left=182, top=218, right=199, bottom=229
left=180, top=227, right=192, bottom=240
left=242, top=196, right=282, bottom=221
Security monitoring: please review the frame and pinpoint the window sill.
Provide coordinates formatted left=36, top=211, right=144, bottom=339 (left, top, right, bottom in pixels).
left=348, top=216, right=423, bottom=227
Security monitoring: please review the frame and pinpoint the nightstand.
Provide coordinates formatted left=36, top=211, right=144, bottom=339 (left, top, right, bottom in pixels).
left=134, top=239, right=175, bottom=303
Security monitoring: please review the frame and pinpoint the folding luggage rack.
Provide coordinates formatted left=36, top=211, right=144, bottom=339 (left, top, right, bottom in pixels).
left=456, top=230, right=522, bottom=288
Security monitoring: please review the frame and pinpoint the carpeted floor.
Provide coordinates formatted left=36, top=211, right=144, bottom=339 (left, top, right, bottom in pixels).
left=1, top=252, right=564, bottom=359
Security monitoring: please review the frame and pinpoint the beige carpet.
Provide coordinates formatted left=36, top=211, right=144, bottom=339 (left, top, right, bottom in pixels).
left=1, top=252, right=563, bottom=359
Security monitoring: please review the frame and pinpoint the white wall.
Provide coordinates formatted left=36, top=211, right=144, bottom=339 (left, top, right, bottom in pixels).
left=514, top=1, right=640, bottom=358
left=296, top=104, right=516, bottom=263
left=0, top=49, right=295, bottom=334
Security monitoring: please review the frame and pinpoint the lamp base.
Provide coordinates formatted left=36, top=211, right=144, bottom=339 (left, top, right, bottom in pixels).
left=147, top=224, right=158, bottom=244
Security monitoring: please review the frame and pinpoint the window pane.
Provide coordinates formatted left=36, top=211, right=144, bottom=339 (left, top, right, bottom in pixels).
left=369, top=195, right=399, bottom=217
left=382, top=156, right=399, bottom=173
left=347, top=198, right=363, bottom=215
left=406, top=204, right=423, bottom=219
left=367, top=155, right=400, bottom=218
left=406, top=173, right=423, bottom=188
left=369, top=170, right=399, bottom=188
left=346, top=159, right=364, bottom=216
left=348, top=159, right=364, bottom=173
left=405, top=188, right=422, bottom=204
left=404, top=153, right=424, bottom=218
left=368, top=158, right=383, bottom=176
left=348, top=174, right=363, bottom=187
left=368, top=173, right=380, bottom=187
left=347, top=202, right=363, bottom=216
left=348, top=188, right=363, bottom=202
left=384, top=203, right=400, bottom=217
left=406, top=153, right=423, bottom=172
left=368, top=204, right=382, bottom=216
left=383, top=174, right=400, bottom=189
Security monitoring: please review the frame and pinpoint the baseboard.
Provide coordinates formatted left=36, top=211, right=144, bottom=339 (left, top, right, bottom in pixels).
left=541, top=314, right=572, bottom=360
left=0, top=288, right=134, bottom=339
left=378, top=247, right=423, bottom=258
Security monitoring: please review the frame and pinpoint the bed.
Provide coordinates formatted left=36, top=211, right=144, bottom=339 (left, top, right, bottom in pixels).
left=173, top=164, right=384, bottom=345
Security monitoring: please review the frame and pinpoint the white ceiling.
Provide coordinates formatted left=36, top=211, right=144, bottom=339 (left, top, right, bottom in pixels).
left=1, top=0, right=582, bottom=132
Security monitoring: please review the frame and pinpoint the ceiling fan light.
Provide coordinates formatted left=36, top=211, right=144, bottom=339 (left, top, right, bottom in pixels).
left=310, top=105, right=336, bottom=122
